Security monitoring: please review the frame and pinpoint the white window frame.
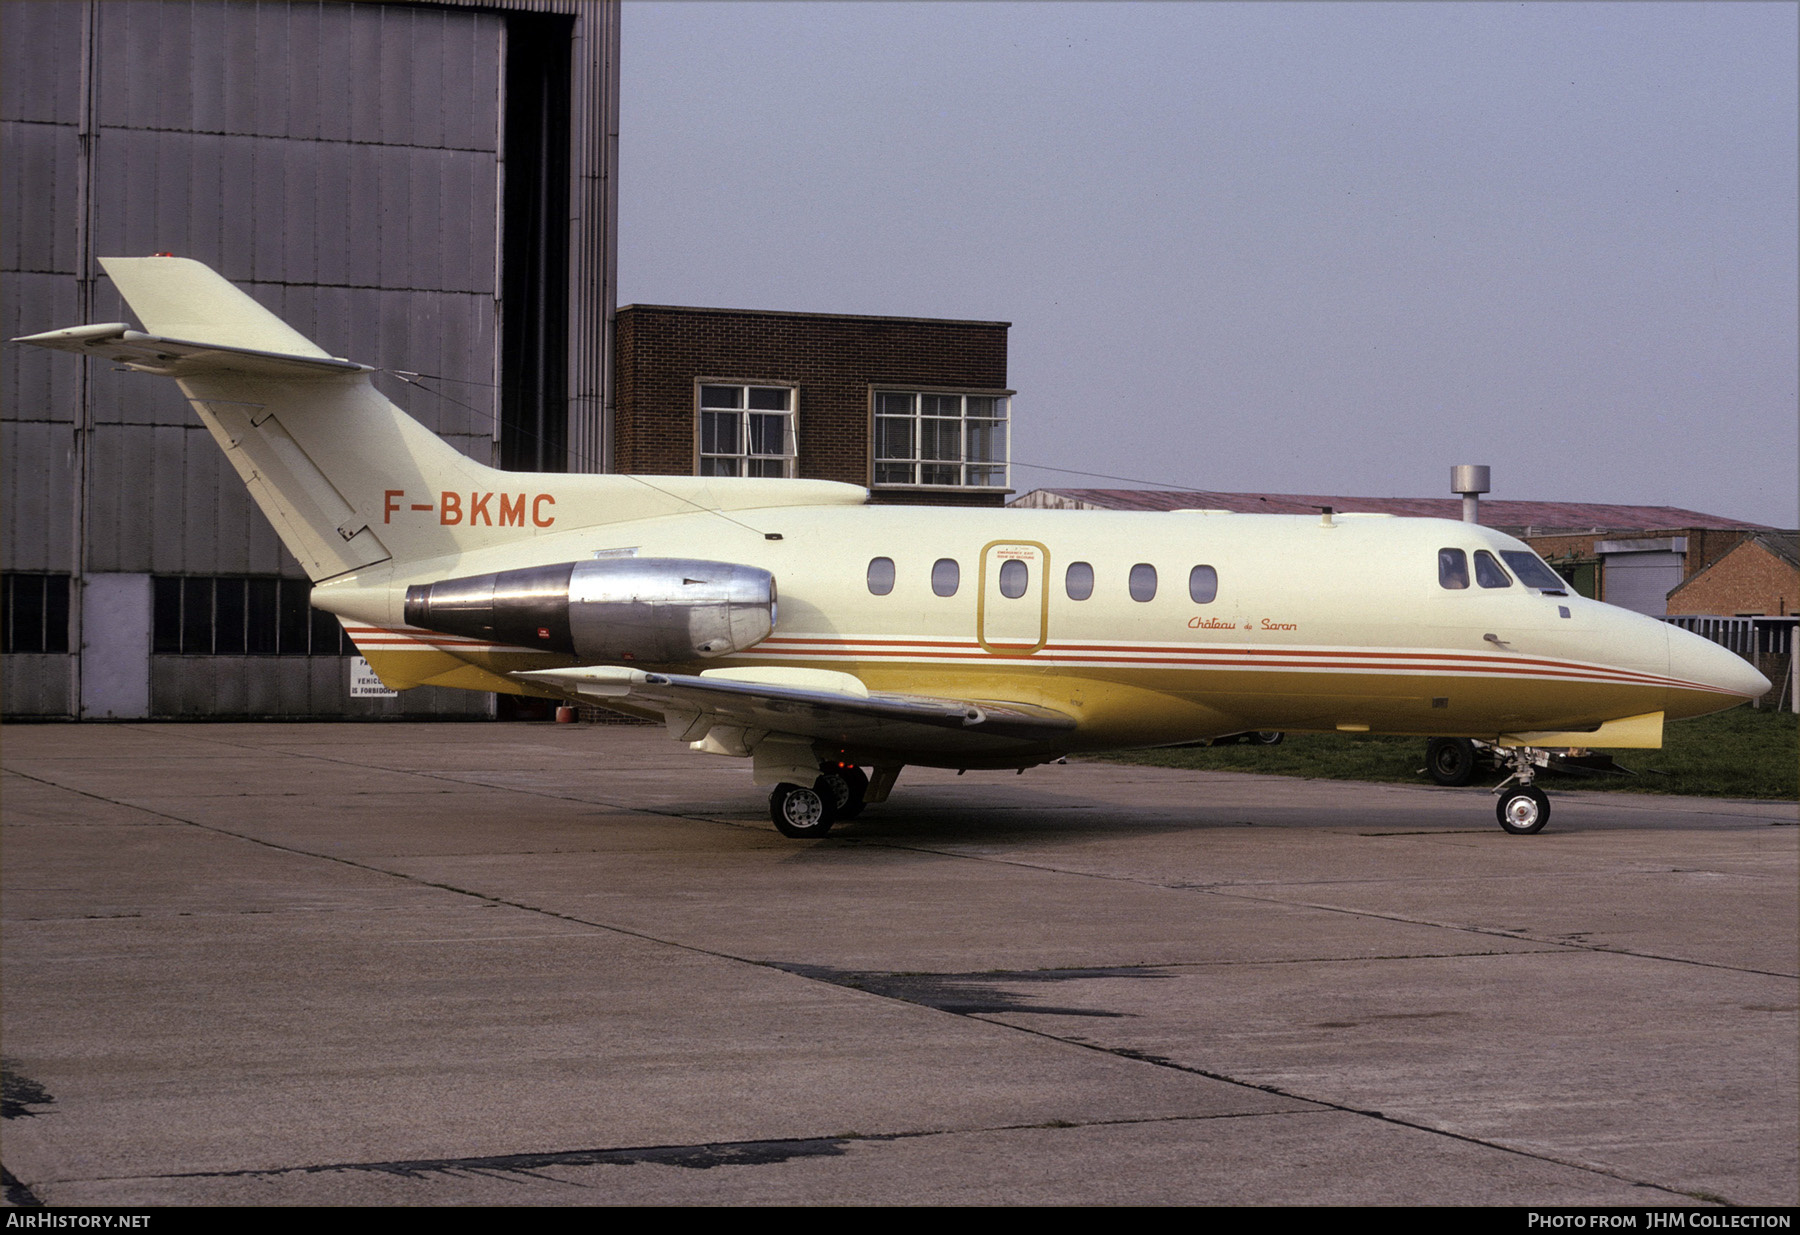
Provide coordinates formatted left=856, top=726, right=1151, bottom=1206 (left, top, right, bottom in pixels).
left=870, top=387, right=1013, bottom=490
left=695, top=380, right=798, bottom=478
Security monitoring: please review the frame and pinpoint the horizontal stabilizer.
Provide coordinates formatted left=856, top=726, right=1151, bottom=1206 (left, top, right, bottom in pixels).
left=12, top=323, right=369, bottom=380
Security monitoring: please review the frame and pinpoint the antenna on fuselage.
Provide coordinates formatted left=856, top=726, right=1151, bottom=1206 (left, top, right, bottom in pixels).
left=1453, top=465, right=1491, bottom=524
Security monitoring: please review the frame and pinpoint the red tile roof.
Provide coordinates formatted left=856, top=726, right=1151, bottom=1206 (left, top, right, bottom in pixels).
left=1014, top=489, right=1775, bottom=532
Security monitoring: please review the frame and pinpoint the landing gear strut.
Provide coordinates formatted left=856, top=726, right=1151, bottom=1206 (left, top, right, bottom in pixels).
left=1492, top=747, right=1552, bottom=835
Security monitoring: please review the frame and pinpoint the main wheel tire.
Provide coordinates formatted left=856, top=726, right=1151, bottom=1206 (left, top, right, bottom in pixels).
left=1496, top=785, right=1551, bottom=835
left=819, top=765, right=869, bottom=820
left=1251, top=731, right=1284, bottom=746
left=770, top=781, right=836, bottom=838
left=1426, top=737, right=1480, bottom=786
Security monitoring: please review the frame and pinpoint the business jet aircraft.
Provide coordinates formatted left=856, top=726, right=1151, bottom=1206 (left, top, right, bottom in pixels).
left=18, top=257, right=1770, bottom=838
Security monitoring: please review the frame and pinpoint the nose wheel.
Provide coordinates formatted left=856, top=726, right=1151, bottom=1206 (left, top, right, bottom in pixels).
left=1495, top=784, right=1551, bottom=834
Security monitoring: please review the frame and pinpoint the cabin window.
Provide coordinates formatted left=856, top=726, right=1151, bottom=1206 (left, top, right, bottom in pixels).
left=931, top=558, right=960, bottom=597
left=998, top=559, right=1028, bottom=599
left=1065, top=561, right=1094, bottom=601
left=1499, top=550, right=1568, bottom=593
left=1438, top=549, right=1469, bottom=590
left=1129, top=563, right=1157, bottom=602
left=698, top=383, right=796, bottom=477
left=1188, top=565, right=1218, bottom=604
left=1474, top=551, right=1511, bottom=589
left=867, top=557, right=895, bottom=596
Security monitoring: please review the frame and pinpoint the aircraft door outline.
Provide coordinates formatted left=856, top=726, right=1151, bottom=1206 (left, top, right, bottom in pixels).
left=977, top=539, right=1049, bottom=656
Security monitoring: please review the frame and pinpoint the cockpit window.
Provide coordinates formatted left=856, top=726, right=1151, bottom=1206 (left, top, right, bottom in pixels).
left=1438, top=548, right=1469, bottom=590
left=1499, top=550, right=1568, bottom=593
left=1474, top=551, right=1511, bottom=589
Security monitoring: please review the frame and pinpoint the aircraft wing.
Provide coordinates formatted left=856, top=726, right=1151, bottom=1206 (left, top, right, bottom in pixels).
left=516, top=665, right=1078, bottom=763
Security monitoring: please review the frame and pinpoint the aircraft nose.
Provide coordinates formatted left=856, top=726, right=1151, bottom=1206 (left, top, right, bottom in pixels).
left=1665, top=623, right=1771, bottom=704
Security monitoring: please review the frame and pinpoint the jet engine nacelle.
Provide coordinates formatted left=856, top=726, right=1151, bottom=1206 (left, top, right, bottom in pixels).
left=403, top=558, right=776, bottom=663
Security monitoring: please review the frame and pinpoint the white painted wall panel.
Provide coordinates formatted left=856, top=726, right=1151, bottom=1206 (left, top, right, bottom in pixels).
left=80, top=572, right=151, bottom=718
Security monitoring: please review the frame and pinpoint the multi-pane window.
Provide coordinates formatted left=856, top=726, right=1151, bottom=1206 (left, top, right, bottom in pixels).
left=699, top=384, right=795, bottom=477
left=1, top=574, right=71, bottom=654
left=873, top=391, right=1009, bottom=488
left=152, top=576, right=353, bottom=656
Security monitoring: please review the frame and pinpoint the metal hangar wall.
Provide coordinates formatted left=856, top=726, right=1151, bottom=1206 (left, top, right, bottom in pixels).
left=1, top=0, right=620, bottom=719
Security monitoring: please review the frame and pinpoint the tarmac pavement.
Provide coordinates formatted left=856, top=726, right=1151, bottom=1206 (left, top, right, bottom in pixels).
left=1, top=721, right=1794, bottom=1206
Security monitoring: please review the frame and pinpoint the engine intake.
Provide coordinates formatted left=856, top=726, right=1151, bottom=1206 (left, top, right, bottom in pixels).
left=403, top=558, right=776, bottom=663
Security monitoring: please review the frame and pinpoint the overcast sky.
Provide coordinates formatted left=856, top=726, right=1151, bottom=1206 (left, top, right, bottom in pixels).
left=617, top=2, right=1798, bottom=527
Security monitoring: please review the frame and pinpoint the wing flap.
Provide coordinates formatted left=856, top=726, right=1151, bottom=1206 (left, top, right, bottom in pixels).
left=516, top=665, right=1078, bottom=760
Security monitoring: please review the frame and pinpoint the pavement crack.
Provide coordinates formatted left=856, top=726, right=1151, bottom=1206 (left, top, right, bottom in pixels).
left=956, top=1013, right=1718, bottom=1206
left=850, top=836, right=1795, bottom=980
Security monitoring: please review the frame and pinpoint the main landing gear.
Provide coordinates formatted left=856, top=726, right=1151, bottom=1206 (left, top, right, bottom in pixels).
left=768, top=762, right=870, bottom=839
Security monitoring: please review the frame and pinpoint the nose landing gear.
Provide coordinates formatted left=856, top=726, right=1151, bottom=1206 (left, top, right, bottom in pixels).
left=1492, top=746, right=1552, bottom=835
left=1495, top=783, right=1551, bottom=834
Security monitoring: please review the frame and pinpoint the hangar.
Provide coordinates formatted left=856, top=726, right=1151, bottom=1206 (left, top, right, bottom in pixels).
left=1, top=0, right=1029, bottom=721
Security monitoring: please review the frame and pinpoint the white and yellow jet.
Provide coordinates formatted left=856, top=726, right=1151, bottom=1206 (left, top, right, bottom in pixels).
left=18, top=257, right=1770, bottom=837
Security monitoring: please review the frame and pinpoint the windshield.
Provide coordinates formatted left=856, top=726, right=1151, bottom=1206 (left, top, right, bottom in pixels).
left=1498, top=550, right=1567, bottom=592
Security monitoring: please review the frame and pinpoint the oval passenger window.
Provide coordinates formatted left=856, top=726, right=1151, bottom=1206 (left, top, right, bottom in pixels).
left=867, top=557, right=895, bottom=596
left=998, top=558, right=1028, bottom=599
left=931, top=558, right=960, bottom=597
left=1189, top=565, right=1218, bottom=604
left=1066, top=561, right=1094, bottom=601
left=1129, top=563, right=1157, bottom=602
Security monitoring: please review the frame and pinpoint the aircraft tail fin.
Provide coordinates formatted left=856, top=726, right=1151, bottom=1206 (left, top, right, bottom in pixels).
left=102, top=256, right=333, bottom=358
left=17, top=256, right=506, bottom=581
left=16, top=257, right=870, bottom=583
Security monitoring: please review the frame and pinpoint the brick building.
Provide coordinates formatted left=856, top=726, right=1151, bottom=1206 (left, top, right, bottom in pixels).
left=1668, top=532, right=1800, bottom=617
left=613, top=305, right=1012, bottom=507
